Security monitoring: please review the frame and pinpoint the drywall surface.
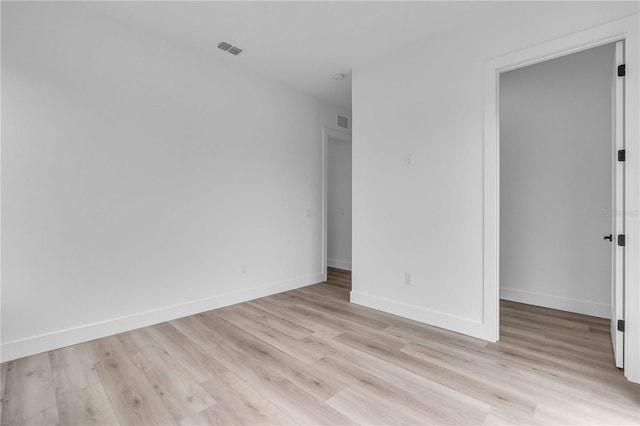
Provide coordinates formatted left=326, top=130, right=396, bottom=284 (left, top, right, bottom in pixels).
left=500, top=44, right=615, bottom=318
left=351, top=2, right=638, bottom=339
left=327, top=137, right=352, bottom=270
left=1, top=2, right=349, bottom=361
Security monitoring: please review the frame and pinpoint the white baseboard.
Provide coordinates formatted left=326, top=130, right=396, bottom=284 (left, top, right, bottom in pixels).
left=327, top=259, right=351, bottom=271
left=1, top=273, right=324, bottom=362
left=350, top=291, right=494, bottom=341
left=500, top=287, right=610, bottom=319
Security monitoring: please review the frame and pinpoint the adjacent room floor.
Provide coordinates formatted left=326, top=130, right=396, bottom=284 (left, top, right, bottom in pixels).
left=1, top=268, right=638, bottom=425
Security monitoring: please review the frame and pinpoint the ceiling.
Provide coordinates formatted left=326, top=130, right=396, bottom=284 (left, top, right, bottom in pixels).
left=81, top=1, right=633, bottom=110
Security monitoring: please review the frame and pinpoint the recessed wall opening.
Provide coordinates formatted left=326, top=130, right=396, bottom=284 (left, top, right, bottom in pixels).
left=498, top=41, right=624, bottom=367
left=325, top=134, right=352, bottom=288
left=322, top=128, right=352, bottom=291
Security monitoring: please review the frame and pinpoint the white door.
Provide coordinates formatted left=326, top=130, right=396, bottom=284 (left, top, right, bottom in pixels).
left=611, top=40, right=625, bottom=369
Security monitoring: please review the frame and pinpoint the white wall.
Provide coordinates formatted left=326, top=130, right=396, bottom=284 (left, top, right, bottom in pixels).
left=351, top=3, right=638, bottom=339
left=0, top=2, right=349, bottom=361
left=500, top=44, right=615, bottom=318
left=327, top=137, right=352, bottom=270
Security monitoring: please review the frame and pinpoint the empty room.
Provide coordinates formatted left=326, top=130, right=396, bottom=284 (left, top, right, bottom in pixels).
left=1, top=1, right=639, bottom=425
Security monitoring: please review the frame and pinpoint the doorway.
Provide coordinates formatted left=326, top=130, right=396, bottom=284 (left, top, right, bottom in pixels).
left=322, top=128, right=352, bottom=290
left=498, top=42, right=624, bottom=367
left=483, top=15, right=639, bottom=383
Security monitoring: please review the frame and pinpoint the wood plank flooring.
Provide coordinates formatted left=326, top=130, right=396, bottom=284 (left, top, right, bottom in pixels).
left=2, top=267, right=639, bottom=425
left=326, top=267, right=351, bottom=290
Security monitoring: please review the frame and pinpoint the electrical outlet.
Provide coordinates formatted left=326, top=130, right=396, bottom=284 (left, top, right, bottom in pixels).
left=404, top=272, right=414, bottom=285
left=240, top=264, right=247, bottom=274
left=305, top=208, right=312, bottom=217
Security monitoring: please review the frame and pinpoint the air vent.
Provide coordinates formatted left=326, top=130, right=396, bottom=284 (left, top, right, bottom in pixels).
left=337, top=115, right=349, bottom=129
left=217, top=41, right=232, bottom=51
left=218, top=41, right=243, bottom=56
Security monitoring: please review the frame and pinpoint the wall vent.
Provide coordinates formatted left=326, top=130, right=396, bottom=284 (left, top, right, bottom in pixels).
left=337, top=115, right=349, bottom=129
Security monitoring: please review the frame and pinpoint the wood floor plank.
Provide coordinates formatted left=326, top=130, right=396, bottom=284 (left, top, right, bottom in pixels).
left=19, top=407, right=60, bottom=426
left=48, top=343, right=120, bottom=425
left=55, top=383, right=121, bottom=426
left=178, top=404, right=241, bottom=426
left=326, top=267, right=352, bottom=290
left=248, top=298, right=343, bottom=336
left=0, top=362, right=7, bottom=421
left=481, top=409, right=543, bottom=426
left=500, top=327, right=615, bottom=366
left=334, top=330, right=538, bottom=418
left=383, top=323, right=488, bottom=352
left=49, top=344, right=100, bottom=395
left=198, top=374, right=297, bottom=425
left=488, top=336, right=623, bottom=382
left=400, top=340, right=596, bottom=408
left=482, top=339, right=634, bottom=399
left=231, top=303, right=313, bottom=340
left=311, top=333, right=491, bottom=423
left=315, top=355, right=480, bottom=424
left=1, top=353, right=59, bottom=426
left=501, top=300, right=608, bottom=326
left=144, top=322, right=228, bottom=383
left=501, top=306, right=592, bottom=331
left=271, top=290, right=390, bottom=330
left=409, top=337, right=595, bottom=401
left=119, top=331, right=216, bottom=423
left=171, top=315, right=353, bottom=425
left=86, top=335, right=130, bottom=363
left=94, top=354, right=176, bottom=425
left=214, top=307, right=322, bottom=364
left=294, top=290, right=391, bottom=330
left=299, top=282, right=350, bottom=298
left=181, top=313, right=345, bottom=402
left=533, top=399, right=640, bottom=426
left=326, top=386, right=430, bottom=425
left=287, top=304, right=407, bottom=349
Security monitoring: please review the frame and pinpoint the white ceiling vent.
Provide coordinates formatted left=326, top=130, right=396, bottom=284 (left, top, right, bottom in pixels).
left=337, top=115, right=349, bottom=129
left=218, top=41, right=243, bottom=56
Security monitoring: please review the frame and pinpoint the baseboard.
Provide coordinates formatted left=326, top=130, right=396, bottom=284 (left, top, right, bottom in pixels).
left=500, top=287, right=610, bottom=318
left=1, top=273, right=324, bottom=362
left=327, top=259, right=351, bottom=271
left=350, top=291, right=494, bottom=341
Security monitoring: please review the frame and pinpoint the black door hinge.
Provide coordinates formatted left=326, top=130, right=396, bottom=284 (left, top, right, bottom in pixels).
left=618, top=149, right=626, bottom=161
left=617, top=319, right=625, bottom=332
left=618, top=64, right=626, bottom=77
left=618, top=234, right=626, bottom=246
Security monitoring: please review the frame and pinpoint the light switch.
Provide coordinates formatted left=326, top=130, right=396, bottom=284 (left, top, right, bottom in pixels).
left=405, top=154, right=415, bottom=167
left=404, top=272, right=414, bottom=285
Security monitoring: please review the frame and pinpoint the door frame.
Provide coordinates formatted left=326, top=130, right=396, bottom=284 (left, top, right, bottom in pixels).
left=483, top=14, right=639, bottom=382
left=612, top=40, right=625, bottom=368
left=321, top=127, right=352, bottom=281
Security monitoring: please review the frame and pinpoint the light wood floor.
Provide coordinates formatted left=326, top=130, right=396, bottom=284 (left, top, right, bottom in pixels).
left=325, top=267, right=351, bottom=290
left=2, top=268, right=639, bottom=425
